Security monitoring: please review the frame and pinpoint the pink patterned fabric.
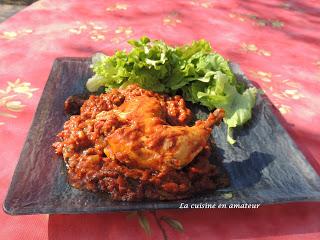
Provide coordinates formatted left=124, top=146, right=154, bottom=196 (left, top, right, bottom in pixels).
left=0, top=0, right=319, bottom=239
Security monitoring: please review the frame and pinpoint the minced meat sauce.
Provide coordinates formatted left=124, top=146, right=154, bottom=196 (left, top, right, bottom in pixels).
left=53, top=84, right=229, bottom=201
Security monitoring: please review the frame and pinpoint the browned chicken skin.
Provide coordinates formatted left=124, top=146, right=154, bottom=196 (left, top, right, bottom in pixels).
left=103, top=95, right=224, bottom=170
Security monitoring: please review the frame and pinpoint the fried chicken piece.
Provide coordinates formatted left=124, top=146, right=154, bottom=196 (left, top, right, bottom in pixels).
left=103, top=95, right=224, bottom=170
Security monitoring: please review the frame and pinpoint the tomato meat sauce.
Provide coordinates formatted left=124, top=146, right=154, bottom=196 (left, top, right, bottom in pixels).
left=53, top=84, right=229, bottom=201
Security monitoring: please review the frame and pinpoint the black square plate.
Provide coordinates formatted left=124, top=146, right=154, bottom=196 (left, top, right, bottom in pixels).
left=4, top=58, right=320, bottom=215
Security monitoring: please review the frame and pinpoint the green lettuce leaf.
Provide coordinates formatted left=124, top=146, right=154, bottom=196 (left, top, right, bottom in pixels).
left=86, top=37, right=257, bottom=144
left=196, top=71, right=257, bottom=143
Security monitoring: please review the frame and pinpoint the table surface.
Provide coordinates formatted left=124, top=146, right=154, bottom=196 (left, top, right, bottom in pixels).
left=0, top=0, right=319, bottom=239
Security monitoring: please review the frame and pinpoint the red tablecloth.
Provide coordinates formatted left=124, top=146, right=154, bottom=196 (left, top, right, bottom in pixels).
left=1, top=0, right=320, bottom=239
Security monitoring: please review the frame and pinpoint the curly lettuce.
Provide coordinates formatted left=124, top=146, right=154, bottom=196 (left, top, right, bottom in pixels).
left=86, top=37, right=257, bottom=144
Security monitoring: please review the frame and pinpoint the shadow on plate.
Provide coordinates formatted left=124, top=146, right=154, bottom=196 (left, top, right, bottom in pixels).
left=223, top=151, right=274, bottom=189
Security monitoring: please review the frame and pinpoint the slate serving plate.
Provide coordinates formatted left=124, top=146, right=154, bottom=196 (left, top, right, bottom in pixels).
left=4, top=57, right=320, bottom=215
